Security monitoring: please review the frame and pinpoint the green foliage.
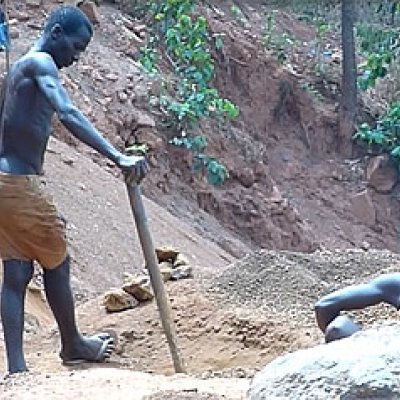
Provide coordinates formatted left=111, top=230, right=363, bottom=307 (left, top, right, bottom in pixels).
left=230, top=4, right=249, bottom=28
left=139, top=42, right=158, bottom=74
left=300, top=81, right=323, bottom=102
left=170, top=135, right=229, bottom=186
left=138, top=0, right=238, bottom=186
left=356, top=23, right=400, bottom=90
left=139, top=0, right=238, bottom=126
left=354, top=102, right=400, bottom=164
left=194, top=155, right=229, bottom=186
left=262, top=12, right=296, bottom=64
left=140, top=0, right=239, bottom=129
left=125, top=143, right=150, bottom=156
left=312, top=17, right=330, bottom=76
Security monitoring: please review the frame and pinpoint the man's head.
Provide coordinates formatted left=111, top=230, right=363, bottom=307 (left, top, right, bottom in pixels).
left=43, top=6, right=93, bottom=69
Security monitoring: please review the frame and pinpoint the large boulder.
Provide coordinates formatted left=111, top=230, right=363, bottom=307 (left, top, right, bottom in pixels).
left=77, top=1, right=101, bottom=25
left=366, top=155, right=398, bottom=194
left=248, top=322, right=400, bottom=399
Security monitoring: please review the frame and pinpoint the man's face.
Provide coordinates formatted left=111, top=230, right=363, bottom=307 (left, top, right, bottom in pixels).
left=52, top=25, right=92, bottom=69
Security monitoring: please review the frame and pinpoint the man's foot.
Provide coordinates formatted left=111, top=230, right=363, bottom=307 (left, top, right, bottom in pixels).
left=60, top=332, right=115, bottom=366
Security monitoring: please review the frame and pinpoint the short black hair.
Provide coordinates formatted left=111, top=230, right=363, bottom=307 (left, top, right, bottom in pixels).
left=44, top=6, right=93, bottom=36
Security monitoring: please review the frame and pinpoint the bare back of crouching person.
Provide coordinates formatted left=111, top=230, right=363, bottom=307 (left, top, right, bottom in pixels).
left=0, top=6, right=148, bottom=374
left=314, top=273, right=400, bottom=343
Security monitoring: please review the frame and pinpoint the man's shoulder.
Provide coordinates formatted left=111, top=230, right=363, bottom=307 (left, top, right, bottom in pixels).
left=18, top=51, right=57, bottom=76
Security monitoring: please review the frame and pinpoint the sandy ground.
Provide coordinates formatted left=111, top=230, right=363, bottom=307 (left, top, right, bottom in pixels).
left=1, top=369, right=249, bottom=400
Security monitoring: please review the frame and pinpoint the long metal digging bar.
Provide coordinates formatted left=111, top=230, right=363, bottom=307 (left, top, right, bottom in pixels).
left=125, top=182, right=186, bottom=373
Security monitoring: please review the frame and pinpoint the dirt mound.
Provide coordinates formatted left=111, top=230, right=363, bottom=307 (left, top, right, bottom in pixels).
left=284, top=248, right=400, bottom=285
left=206, top=250, right=328, bottom=325
left=205, top=248, right=400, bottom=329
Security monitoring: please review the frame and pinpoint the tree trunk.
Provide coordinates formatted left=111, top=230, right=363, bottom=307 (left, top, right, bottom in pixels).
left=339, top=0, right=357, bottom=157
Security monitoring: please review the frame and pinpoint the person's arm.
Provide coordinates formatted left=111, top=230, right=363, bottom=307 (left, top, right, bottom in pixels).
left=34, top=56, right=120, bottom=163
left=33, top=53, right=148, bottom=181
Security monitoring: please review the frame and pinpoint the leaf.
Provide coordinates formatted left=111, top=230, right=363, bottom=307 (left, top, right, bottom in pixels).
left=215, top=36, right=223, bottom=50
left=206, top=160, right=228, bottom=186
left=391, top=146, right=400, bottom=158
left=125, top=143, right=149, bottom=155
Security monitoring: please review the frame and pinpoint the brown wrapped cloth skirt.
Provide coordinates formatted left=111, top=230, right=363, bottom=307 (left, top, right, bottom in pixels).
left=0, top=173, right=67, bottom=269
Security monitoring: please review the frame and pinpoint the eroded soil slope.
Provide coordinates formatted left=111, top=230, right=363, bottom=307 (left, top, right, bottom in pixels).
left=5, top=0, right=399, bottom=258
left=2, top=1, right=400, bottom=399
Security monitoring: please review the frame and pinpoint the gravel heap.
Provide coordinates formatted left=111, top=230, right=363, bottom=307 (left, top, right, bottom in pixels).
left=205, top=249, right=400, bottom=326
left=282, top=248, right=400, bottom=286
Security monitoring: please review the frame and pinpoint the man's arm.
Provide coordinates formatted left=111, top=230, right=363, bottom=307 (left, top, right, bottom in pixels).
left=33, top=53, right=148, bottom=181
left=34, top=58, right=120, bottom=163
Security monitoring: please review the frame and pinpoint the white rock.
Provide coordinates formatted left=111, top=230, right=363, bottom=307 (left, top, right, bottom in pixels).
left=249, top=322, right=400, bottom=399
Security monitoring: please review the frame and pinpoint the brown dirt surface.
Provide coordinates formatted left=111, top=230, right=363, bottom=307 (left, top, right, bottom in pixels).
left=2, top=0, right=400, bottom=399
left=6, top=0, right=395, bottom=257
left=1, top=369, right=248, bottom=400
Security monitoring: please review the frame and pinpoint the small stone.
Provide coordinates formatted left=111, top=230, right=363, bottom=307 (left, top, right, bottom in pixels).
left=118, top=91, right=128, bottom=103
left=10, top=12, right=30, bottom=22
left=122, top=276, right=154, bottom=302
left=158, top=261, right=173, bottom=270
left=155, top=246, right=180, bottom=262
left=62, top=157, right=75, bottom=166
left=133, top=110, right=156, bottom=128
left=170, top=265, right=193, bottom=281
left=103, top=288, right=139, bottom=313
left=26, top=0, right=42, bottom=8
left=361, top=241, right=371, bottom=251
left=105, top=73, right=119, bottom=82
left=159, top=267, right=172, bottom=282
left=173, top=253, right=189, bottom=268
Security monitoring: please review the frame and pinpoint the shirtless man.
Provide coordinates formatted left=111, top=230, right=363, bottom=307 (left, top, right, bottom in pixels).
left=0, top=6, right=148, bottom=373
left=314, top=273, right=400, bottom=342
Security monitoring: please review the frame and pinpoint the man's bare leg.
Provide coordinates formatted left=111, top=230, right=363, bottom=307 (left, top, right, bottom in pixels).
left=43, top=255, right=114, bottom=364
left=1, top=260, right=34, bottom=373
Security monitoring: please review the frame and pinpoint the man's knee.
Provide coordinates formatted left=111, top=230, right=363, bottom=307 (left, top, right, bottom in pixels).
left=314, top=298, right=339, bottom=330
left=43, top=254, right=70, bottom=278
left=314, top=298, right=334, bottom=316
left=2, top=260, right=33, bottom=290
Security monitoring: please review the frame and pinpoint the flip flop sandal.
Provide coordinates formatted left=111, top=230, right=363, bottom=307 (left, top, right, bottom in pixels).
left=61, top=333, right=114, bottom=366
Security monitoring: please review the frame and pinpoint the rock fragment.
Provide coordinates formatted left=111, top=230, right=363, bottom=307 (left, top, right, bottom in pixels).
left=103, top=288, right=139, bottom=312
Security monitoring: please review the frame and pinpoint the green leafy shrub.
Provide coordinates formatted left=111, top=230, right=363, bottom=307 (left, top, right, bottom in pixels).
left=354, top=101, right=400, bottom=164
left=170, top=135, right=229, bottom=185
left=137, top=0, right=238, bottom=186
left=356, top=23, right=400, bottom=90
left=139, top=0, right=238, bottom=126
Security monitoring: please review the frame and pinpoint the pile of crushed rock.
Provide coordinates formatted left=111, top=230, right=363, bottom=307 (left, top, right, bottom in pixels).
left=204, top=248, right=400, bottom=327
